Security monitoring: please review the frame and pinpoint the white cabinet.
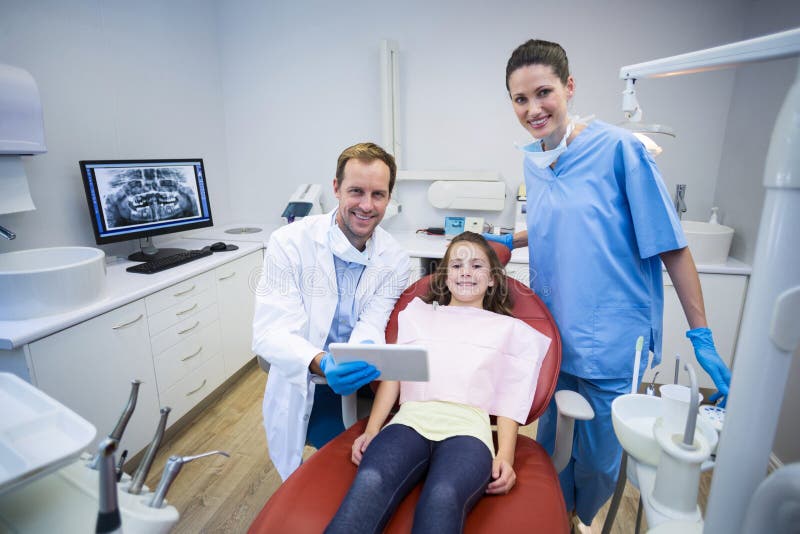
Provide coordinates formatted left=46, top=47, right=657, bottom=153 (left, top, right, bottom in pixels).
left=21, top=249, right=265, bottom=458
left=643, top=272, right=748, bottom=389
left=146, top=272, right=225, bottom=423
left=506, top=263, right=530, bottom=286
left=27, top=300, right=160, bottom=456
left=214, top=251, right=262, bottom=375
left=407, top=257, right=424, bottom=287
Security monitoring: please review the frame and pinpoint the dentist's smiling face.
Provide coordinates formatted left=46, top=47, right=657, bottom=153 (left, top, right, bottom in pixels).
left=333, top=158, right=391, bottom=251
left=445, top=242, right=493, bottom=308
left=508, top=63, right=574, bottom=150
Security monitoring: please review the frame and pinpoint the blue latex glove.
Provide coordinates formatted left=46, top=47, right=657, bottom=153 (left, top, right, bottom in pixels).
left=319, top=350, right=380, bottom=396
left=482, top=232, right=514, bottom=250
left=686, top=327, right=731, bottom=407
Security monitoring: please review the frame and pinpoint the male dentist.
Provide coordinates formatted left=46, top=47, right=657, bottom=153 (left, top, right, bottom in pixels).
left=253, top=142, right=410, bottom=480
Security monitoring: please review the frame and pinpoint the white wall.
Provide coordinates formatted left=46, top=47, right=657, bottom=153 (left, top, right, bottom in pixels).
left=1, top=0, right=759, bottom=247
left=0, top=0, right=230, bottom=259
left=216, top=0, right=749, bottom=232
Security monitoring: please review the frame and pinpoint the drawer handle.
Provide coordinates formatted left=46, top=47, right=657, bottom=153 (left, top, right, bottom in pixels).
left=186, top=378, right=207, bottom=396
left=176, top=303, right=198, bottom=316
left=218, top=272, right=236, bottom=281
left=178, top=321, right=200, bottom=335
left=173, top=284, right=196, bottom=297
left=112, top=314, right=144, bottom=330
left=181, top=346, right=203, bottom=362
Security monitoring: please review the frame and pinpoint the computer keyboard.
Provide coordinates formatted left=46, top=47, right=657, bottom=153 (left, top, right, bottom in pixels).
left=126, top=249, right=213, bottom=274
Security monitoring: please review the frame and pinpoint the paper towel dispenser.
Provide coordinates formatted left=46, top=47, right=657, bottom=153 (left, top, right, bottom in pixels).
left=427, top=180, right=505, bottom=211
left=0, top=63, right=47, bottom=155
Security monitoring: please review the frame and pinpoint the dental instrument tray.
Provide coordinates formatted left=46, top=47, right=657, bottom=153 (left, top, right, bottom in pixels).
left=328, top=344, right=429, bottom=382
left=0, top=373, right=96, bottom=495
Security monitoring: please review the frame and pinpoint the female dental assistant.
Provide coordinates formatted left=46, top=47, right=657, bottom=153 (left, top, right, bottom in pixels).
left=485, top=39, right=732, bottom=529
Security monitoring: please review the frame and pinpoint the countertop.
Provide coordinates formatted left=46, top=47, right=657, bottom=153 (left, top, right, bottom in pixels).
left=390, top=231, right=752, bottom=274
left=0, top=239, right=263, bottom=350
left=181, top=221, right=280, bottom=244
left=0, top=222, right=752, bottom=350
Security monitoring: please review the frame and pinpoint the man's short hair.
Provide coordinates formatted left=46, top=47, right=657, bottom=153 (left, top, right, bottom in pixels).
left=335, top=142, right=397, bottom=194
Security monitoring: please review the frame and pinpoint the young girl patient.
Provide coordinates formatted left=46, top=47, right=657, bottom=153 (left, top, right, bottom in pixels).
left=325, top=232, right=552, bottom=534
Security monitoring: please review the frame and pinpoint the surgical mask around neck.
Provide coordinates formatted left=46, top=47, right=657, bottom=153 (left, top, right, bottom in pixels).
left=516, top=121, right=574, bottom=169
left=328, top=223, right=371, bottom=266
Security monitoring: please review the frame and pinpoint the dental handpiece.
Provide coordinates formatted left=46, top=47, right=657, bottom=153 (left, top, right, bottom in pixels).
left=90, top=379, right=142, bottom=470
left=96, top=438, right=122, bottom=534
left=109, top=379, right=143, bottom=442
left=148, top=450, right=230, bottom=509
left=127, top=406, right=171, bottom=495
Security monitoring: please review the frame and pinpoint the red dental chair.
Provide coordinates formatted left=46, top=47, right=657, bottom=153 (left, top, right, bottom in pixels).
left=249, top=243, right=591, bottom=533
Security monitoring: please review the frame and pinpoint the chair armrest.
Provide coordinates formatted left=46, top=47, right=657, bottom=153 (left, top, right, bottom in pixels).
left=550, top=390, right=594, bottom=473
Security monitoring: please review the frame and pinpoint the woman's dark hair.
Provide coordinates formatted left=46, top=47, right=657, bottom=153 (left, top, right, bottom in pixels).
left=422, top=232, right=513, bottom=316
left=505, top=39, right=570, bottom=91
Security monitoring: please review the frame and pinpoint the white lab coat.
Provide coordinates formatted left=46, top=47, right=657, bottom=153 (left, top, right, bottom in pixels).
left=252, top=210, right=410, bottom=480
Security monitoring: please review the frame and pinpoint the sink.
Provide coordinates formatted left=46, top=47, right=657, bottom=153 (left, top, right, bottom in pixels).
left=611, top=394, right=718, bottom=466
left=0, top=247, right=106, bottom=320
left=681, top=221, right=734, bottom=265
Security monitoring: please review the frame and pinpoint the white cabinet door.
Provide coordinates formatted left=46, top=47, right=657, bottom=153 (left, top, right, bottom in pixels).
left=27, top=300, right=160, bottom=457
left=644, top=273, right=748, bottom=389
left=506, top=263, right=530, bottom=287
left=214, top=250, right=263, bottom=376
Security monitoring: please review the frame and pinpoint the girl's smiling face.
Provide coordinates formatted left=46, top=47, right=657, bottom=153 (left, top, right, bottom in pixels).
left=445, top=242, right=494, bottom=308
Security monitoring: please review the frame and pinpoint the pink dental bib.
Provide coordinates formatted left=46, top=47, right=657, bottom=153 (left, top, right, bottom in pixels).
left=397, top=298, right=551, bottom=424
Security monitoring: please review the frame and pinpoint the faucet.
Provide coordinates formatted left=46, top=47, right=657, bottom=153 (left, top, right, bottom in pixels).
left=674, top=184, right=687, bottom=220
left=0, top=224, right=15, bottom=240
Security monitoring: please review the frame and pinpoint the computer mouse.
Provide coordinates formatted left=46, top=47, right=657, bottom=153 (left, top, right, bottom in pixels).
left=210, top=241, right=228, bottom=252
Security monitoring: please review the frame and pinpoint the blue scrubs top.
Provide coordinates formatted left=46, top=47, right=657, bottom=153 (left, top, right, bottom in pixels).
left=307, top=255, right=366, bottom=448
left=524, top=120, right=686, bottom=379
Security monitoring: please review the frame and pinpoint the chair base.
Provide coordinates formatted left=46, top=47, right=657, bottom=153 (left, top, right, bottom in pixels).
left=249, top=420, right=570, bottom=534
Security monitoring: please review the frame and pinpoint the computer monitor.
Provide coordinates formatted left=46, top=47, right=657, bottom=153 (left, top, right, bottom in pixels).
left=80, top=158, right=213, bottom=261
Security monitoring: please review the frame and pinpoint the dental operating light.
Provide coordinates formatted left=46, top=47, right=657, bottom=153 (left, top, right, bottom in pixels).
left=619, top=27, right=800, bottom=146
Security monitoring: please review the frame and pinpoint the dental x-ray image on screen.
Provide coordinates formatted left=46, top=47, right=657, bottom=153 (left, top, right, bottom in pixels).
left=80, top=159, right=213, bottom=253
left=95, top=165, right=201, bottom=229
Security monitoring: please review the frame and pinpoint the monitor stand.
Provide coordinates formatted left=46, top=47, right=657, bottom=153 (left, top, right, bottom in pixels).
left=128, top=237, right=187, bottom=262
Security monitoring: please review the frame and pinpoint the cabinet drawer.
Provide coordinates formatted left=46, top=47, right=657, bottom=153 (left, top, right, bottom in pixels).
left=150, top=304, right=219, bottom=356
left=145, top=271, right=214, bottom=316
left=214, top=250, right=263, bottom=284
left=154, top=320, right=222, bottom=394
left=162, top=353, right=225, bottom=423
left=147, top=288, right=216, bottom=336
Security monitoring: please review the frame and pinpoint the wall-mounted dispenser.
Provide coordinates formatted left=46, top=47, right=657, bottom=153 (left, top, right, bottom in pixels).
left=0, top=63, right=46, bottom=217
left=0, top=64, right=47, bottom=155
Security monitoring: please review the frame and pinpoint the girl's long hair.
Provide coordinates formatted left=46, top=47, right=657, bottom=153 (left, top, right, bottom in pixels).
left=422, top=232, right=513, bottom=316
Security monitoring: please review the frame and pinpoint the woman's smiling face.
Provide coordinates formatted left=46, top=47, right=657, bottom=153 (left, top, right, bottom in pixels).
left=508, top=63, right=574, bottom=149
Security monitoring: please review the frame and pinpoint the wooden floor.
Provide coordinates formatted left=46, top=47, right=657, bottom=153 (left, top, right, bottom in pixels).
left=142, top=363, right=711, bottom=533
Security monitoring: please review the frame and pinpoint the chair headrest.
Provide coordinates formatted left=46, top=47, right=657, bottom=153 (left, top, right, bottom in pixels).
left=488, top=241, right=511, bottom=266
